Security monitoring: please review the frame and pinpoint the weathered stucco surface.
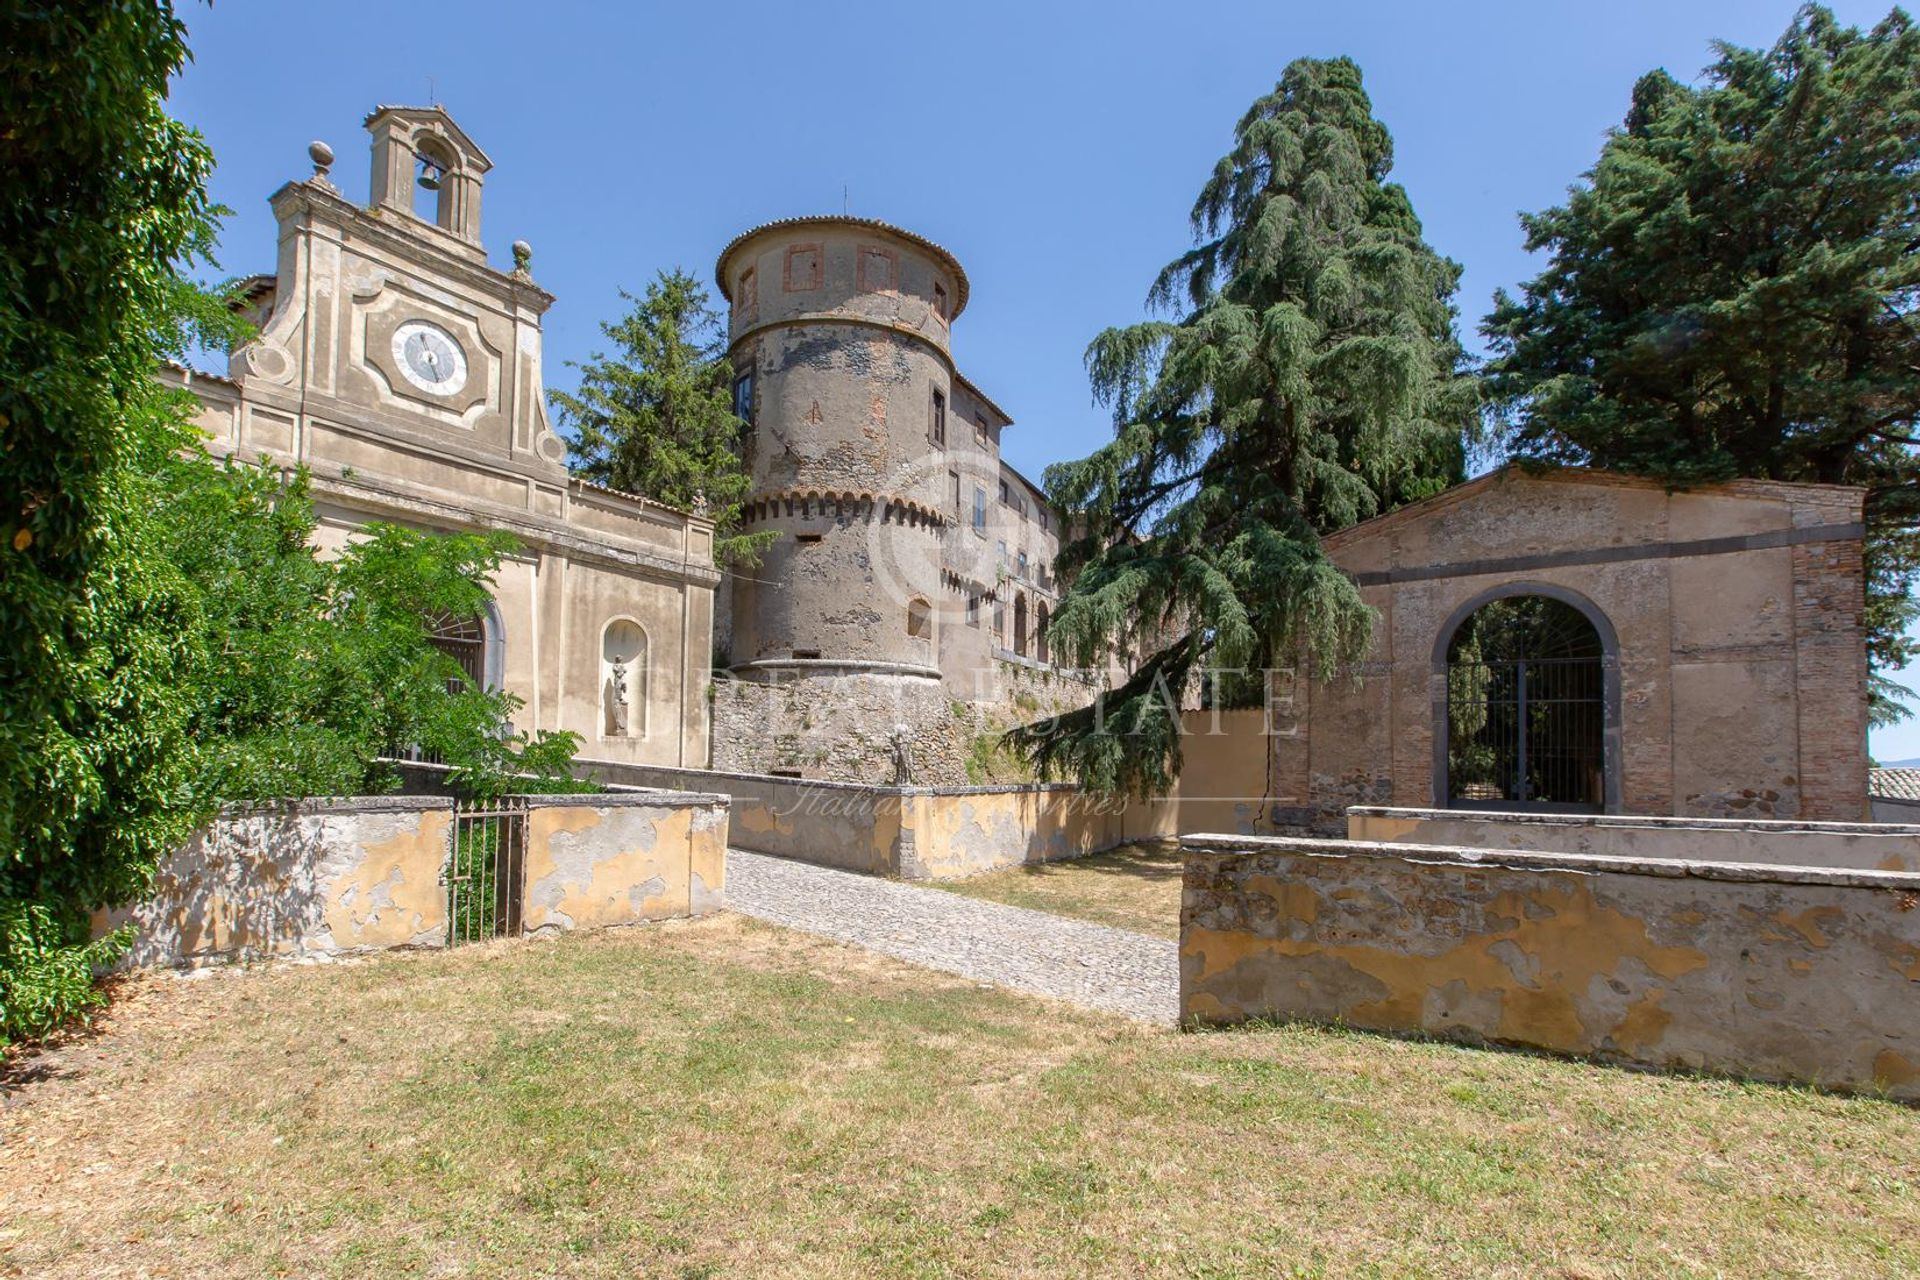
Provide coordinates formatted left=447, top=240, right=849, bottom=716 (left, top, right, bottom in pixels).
left=519, top=793, right=729, bottom=933
left=580, top=760, right=1176, bottom=879
left=1349, top=807, right=1920, bottom=872
left=97, top=798, right=451, bottom=965
left=1180, top=835, right=1920, bottom=1099
left=1264, top=469, right=1869, bottom=827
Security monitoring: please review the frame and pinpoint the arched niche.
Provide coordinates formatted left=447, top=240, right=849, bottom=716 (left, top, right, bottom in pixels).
left=1429, top=583, right=1621, bottom=813
left=602, top=618, right=648, bottom=739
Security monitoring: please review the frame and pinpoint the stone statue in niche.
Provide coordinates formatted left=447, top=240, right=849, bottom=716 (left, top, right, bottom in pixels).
left=606, top=660, right=630, bottom=737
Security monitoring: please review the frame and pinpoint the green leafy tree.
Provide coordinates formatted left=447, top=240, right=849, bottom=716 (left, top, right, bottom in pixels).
left=1483, top=4, right=1920, bottom=724
left=0, top=1, right=239, bottom=1039
left=157, top=457, right=583, bottom=803
left=551, top=269, right=775, bottom=566
left=1012, top=57, right=1477, bottom=797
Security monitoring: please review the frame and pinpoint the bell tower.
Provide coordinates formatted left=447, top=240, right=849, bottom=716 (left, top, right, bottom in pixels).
left=364, top=105, right=491, bottom=250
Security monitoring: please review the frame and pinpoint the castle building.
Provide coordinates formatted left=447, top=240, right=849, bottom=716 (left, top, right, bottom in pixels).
left=714, top=215, right=1068, bottom=690
left=162, top=106, right=1870, bottom=809
left=705, top=217, right=1090, bottom=780
left=167, top=106, right=718, bottom=768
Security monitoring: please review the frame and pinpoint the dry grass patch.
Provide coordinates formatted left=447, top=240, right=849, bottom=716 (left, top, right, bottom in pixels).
left=2, top=914, right=1917, bottom=1278
left=932, top=841, right=1184, bottom=938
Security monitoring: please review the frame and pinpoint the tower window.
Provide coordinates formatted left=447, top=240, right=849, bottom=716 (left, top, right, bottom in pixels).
left=966, top=596, right=980, bottom=628
left=972, top=486, right=987, bottom=533
left=975, top=413, right=989, bottom=447
left=1017, top=551, right=1029, bottom=581
left=907, top=597, right=932, bottom=639
left=949, top=470, right=961, bottom=515
left=933, top=281, right=949, bottom=321
left=999, top=479, right=1010, bottom=505
left=783, top=243, right=822, bottom=292
left=930, top=389, right=946, bottom=448
left=732, top=372, right=754, bottom=426
left=738, top=268, right=758, bottom=323
left=858, top=244, right=896, bottom=292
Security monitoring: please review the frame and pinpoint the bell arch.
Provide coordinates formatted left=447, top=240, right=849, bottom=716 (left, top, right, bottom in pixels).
left=1430, top=582, right=1621, bottom=813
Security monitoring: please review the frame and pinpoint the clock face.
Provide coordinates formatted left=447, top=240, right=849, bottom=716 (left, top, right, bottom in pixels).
left=391, top=320, right=468, bottom=396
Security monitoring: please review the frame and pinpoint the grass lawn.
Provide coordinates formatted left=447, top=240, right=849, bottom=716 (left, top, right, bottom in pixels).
left=3, top=915, right=1917, bottom=1279
left=932, top=841, right=1185, bottom=938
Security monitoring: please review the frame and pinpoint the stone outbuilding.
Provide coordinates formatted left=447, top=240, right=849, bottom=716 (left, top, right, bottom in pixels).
left=1264, top=467, right=1869, bottom=826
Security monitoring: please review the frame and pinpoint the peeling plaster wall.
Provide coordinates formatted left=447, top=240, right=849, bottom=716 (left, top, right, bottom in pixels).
left=576, top=760, right=1176, bottom=879
left=519, top=793, right=730, bottom=932
left=100, top=791, right=730, bottom=968
left=1349, top=807, right=1920, bottom=872
left=97, top=797, right=451, bottom=965
left=1180, top=835, right=1920, bottom=1100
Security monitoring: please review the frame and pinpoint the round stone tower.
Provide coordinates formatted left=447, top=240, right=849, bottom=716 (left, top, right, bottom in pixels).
left=715, top=216, right=968, bottom=681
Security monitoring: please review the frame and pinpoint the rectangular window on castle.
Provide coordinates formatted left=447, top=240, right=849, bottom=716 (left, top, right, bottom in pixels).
left=783, top=243, right=822, bottom=292
left=732, top=373, right=754, bottom=427
left=858, top=244, right=896, bottom=292
left=1017, top=551, right=1029, bottom=580
left=974, top=413, right=989, bottom=447
left=949, top=469, right=961, bottom=515
left=930, top=389, right=946, bottom=448
left=966, top=596, right=980, bottom=627
left=972, top=486, right=987, bottom=533
left=933, top=281, right=949, bottom=321
left=738, top=268, right=757, bottom=323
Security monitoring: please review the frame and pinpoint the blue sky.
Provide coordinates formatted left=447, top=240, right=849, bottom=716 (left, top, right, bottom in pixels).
left=166, top=0, right=1920, bottom=758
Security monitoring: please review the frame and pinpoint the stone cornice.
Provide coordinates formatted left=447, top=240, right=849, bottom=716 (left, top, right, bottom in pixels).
left=307, top=469, right=721, bottom=589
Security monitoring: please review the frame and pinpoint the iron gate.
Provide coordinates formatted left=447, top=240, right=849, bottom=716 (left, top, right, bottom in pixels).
left=1447, top=656, right=1604, bottom=810
left=445, top=795, right=528, bottom=946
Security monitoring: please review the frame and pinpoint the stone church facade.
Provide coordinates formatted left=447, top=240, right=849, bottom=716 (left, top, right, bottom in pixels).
left=167, top=106, right=718, bottom=767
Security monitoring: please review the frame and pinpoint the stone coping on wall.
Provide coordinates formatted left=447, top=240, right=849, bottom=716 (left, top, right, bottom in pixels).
left=1182, top=833, right=1920, bottom=891
left=221, top=795, right=452, bottom=816
left=574, top=757, right=1089, bottom=800
left=1347, top=805, right=1920, bottom=838
left=516, top=789, right=731, bottom=809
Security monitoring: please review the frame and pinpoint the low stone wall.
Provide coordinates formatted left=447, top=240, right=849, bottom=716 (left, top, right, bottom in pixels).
left=99, top=797, right=453, bottom=967
left=101, top=789, right=730, bottom=967
left=520, top=792, right=729, bottom=932
left=1180, top=834, right=1920, bottom=1101
left=577, top=758, right=1175, bottom=878
left=1348, top=807, right=1920, bottom=872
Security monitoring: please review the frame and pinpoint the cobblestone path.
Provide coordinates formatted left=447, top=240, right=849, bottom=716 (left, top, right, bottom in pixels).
left=725, top=850, right=1179, bottom=1025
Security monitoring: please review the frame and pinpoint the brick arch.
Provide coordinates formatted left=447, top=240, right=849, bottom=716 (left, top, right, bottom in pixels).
left=1428, top=581, right=1623, bottom=814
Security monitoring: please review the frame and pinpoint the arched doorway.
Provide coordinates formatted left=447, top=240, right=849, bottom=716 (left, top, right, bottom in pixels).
left=1035, top=602, right=1050, bottom=665
left=1013, top=593, right=1029, bottom=658
left=1436, top=589, right=1617, bottom=812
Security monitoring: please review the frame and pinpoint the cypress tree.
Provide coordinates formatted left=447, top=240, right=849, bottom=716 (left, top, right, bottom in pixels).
left=1015, top=57, right=1477, bottom=797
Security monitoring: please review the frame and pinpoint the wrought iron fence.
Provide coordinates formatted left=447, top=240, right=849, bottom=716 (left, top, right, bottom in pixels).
left=1447, top=656, right=1604, bottom=810
left=445, top=795, right=528, bottom=946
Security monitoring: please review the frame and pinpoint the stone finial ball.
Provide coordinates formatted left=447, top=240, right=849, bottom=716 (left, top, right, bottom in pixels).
left=307, top=140, right=334, bottom=170
left=512, top=239, right=534, bottom=269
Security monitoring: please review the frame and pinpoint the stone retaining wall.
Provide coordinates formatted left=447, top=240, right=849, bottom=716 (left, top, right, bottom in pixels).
left=1347, top=807, right=1920, bottom=872
left=1179, top=834, right=1920, bottom=1100
left=99, top=789, right=730, bottom=966
left=578, top=758, right=1175, bottom=878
